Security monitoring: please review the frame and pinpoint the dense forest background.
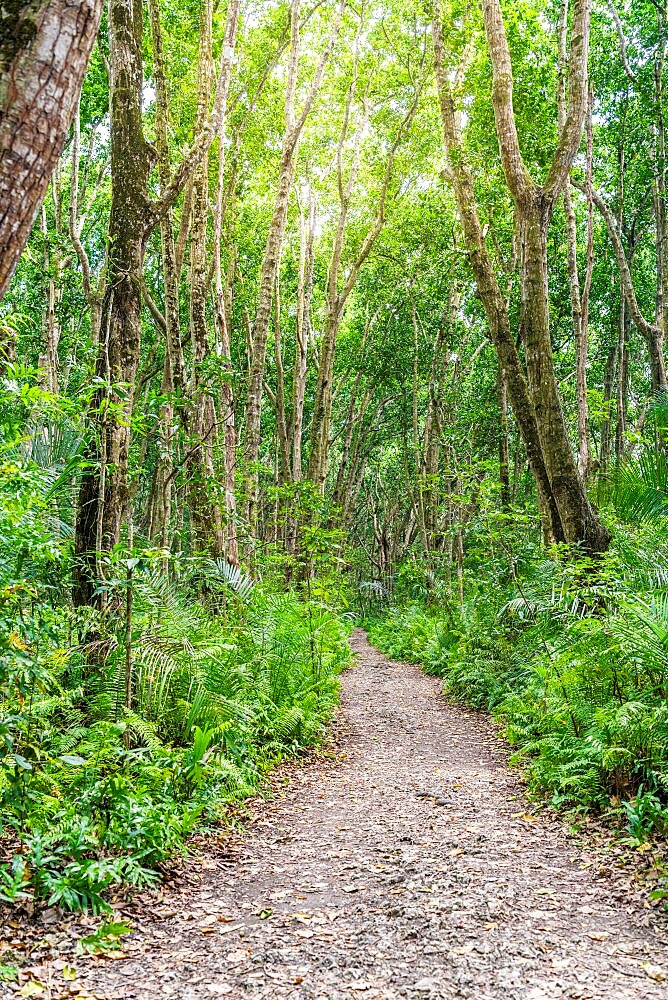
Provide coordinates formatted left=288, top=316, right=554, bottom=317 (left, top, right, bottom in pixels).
left=3, top=0, right=668, bottom=918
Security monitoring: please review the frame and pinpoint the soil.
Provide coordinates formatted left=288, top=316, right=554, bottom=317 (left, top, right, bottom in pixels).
left=4, top=629, right=668, bottom=999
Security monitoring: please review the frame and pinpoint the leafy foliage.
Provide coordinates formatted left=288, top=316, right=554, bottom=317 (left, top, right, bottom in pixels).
left=368, top=517, right=668, bottom=840
left=6, top=0, right=668, bottom=919
left=0, top=425, right=351, bottom=912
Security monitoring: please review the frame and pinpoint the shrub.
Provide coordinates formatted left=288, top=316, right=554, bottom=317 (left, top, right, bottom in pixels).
left=368, top=525, right=668, bottom=838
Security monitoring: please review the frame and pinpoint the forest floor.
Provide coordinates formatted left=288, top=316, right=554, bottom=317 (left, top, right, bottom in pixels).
left=4, top=629, right=668, bottom=1000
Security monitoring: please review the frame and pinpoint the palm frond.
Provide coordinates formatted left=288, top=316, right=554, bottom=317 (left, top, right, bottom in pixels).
left=606, top=449, right=668, bottom=523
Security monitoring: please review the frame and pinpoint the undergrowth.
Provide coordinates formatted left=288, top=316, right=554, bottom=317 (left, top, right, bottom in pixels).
left=366, top=518, right=668, bottom=849
left=0, top=421, right=352, bottom=913
left=0, top=574, right=351, bottom=913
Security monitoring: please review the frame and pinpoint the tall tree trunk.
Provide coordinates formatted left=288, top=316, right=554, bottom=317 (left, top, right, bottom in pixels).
left=652, top=15, right=668, bottom=382
left=68, top=102, right=103, bottom=344
left=421, top=315, right=449, bottom=544
left=277, top=294, right=293, bottom=489
left=187, top=0, right=224, bottom=556
left=291, top=183, right=316, bottom=481
left=0, top=0, right=103, bottom=301
left=212, top=0, right=241, bottom=564
left=434, top=0, right=610, bottom=554
left=520, top=201, right=605, bottom=547
left=40, top=202, right=61, bottom=393
left=432, top=15, right=564, bottom=547
left=73, top=0, right=153, bottom=607
left=485, top=0, right=602, bottom=547
left=244, top=0, right=344, bottom=533
left=559, top=0, right=593, bottom=480
left=599, top=335, right=617, bottom=472
left=148, top=0, right=239, bottom=560
left=497, top=366, right=511, bottom=507
left=577, top=85, right=595, bottom=477
left=147, top=0, right=178, bottom=554
left=616, top=298, right=630, bottom=459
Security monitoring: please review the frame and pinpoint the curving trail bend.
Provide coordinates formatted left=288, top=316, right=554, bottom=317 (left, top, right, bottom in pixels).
left=69, top=631, right=668, bottom=998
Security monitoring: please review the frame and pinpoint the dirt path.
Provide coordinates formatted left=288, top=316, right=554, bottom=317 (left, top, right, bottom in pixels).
left=31, top=631, right=668, bottom=998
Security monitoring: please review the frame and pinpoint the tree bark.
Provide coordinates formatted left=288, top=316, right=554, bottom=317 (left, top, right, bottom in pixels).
left=652, top=24, right=668, bottom=372
left=187, top=0, right=224, bottom=556
left=73, top=0, right=153, bottom=607
left=68, top=102, right=103, bottom=344
left=146, top=0, right=179, bottom=555
left=497, top=366, right=511, bottom=507
left=147, top=0, right=239, bottom=561
left=212, top=0, right=241, bottom=564
left=420, top=311, right=450, bottom=544
left=558, top=1, right=592, bottom=479
left=272, top=273, right=291, bottom=484
left=577, top=85, right=595, bottom=478
left=291, top=183, right=316, bottom=481
left=40, top=202, right=61, bottom=393
left=0, top=0, right=103, bottom=301
left=481, top=0, right=607, bottom=549
left=432, top=16, right=564, bottom=546
left=616, top=297, right=630, bottom=458
left=599, top=335, right=617, bottom=471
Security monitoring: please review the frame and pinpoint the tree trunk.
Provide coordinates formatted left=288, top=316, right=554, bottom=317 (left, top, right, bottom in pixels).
left=0, top=0, right=103, bottom=301
left=40, top=202, right=61, bottom=393
left=187, top=0, right=224, bottom=557
left=422, top=319, right=449, bottom=543
left=291, top=184, right=316, bottom=481
left=521, top=201, right=606, bottom=550
left=434, top=0, right=610, bottom=554
left=68, top=102, right=103, bottom=345
left=308, top=306, right=340, bottom=490
left=212, top=0, right=241, bottom=564
left=585, top=181, right=668, bottom=394
left=652, top=30, right=668, bottom=377
left=272, top=274, right=291, bottom=484
left=497, top=366, right=510, bottom=507
left=432, top=20, right=565, bottom=546
left=244, top=0, right=344, bottom=532
left=559, top=0, right=593, bottom=482
left=73, top=0, right=153, bottom=607
left=577, top=86, right=595, bottom=478
left=599, top=336, right=617, bottom=472
left=616, top=297, right=630, bottom=459
left=146, top=0, right=179, bottom=556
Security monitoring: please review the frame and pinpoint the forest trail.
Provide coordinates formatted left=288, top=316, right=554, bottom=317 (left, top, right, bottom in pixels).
left=64, top=631, right=667, bottom=999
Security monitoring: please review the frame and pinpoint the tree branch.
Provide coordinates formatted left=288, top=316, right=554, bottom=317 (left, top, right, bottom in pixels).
left=147, top=0, right=240, bottom=228
left=576, top=177, right=661, bottom=340
left=481, top=0, right=535, bottom=205
left=607, top=1, right=637, bottom=83
left=544, top=0, right=592, bottom=200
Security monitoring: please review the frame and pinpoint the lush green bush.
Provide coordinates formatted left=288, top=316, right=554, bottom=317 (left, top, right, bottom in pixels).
left=0, top=577, right=351, bottom=912
left=368, top=524, right=668, bottom=840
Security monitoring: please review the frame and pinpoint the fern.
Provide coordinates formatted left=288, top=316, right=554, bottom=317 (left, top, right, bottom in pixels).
left=122, top=712, right=165, bottom=754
